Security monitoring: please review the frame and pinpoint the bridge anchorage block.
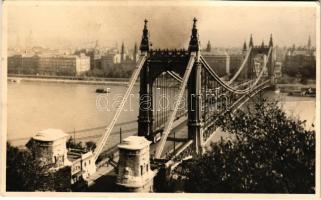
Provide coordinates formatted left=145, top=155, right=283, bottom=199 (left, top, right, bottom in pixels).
left=116, top=136, right=155, bottom=192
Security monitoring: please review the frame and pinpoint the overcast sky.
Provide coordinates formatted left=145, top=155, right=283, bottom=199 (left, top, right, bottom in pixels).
left=6, top=2, right=317, bottom=50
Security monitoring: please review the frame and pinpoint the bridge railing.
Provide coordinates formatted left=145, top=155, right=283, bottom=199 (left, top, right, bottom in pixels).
left=202, top=79, right=271, bottom=143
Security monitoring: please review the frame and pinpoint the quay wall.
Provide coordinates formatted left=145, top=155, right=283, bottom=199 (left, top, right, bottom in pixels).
left=8, top=74, right=134, bottom=86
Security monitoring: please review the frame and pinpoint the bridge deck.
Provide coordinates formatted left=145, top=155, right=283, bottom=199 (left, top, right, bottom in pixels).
left=86, top=124, right=236, bottom=191
left=86, top=116, right=188, bottom=187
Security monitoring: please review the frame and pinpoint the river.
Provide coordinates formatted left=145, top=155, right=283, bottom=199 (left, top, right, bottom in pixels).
left=265, top=90, right=315, bottom=129
left=7, top=81, right=140, bottom=148
left=7, top=80, right=316, bottom=147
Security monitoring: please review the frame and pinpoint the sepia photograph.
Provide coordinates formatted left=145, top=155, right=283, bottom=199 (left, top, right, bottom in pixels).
left=1, top=0, right=320, bottom=197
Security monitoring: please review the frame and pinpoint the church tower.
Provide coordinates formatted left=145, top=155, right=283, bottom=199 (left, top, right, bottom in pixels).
left=206, top=40, right=211, bottom=52
left=249, top=34, right=254, bottom=48
left=133, top=43, right=138, bottom=63
left=269, top=34, right=273, bottom=47
left=242, top=41, right=247, bottom=53
left=121, top=42, right=126, bottom=63
left=307, top=35, right=311, bottom=50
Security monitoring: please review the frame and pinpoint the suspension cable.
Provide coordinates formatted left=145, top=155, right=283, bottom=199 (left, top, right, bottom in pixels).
left=200, top=47, right=271, bottom=95
left=93, top=55, right=146, bottom=161
left=155, top=54, right=196, bottom=158
left=228, top=47, right=252, bottom=84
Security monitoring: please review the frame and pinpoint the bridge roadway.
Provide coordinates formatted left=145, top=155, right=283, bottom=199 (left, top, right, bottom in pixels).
left=86, top=116, right=190, bottom=190
left=85, top=116, right=233, bottom=191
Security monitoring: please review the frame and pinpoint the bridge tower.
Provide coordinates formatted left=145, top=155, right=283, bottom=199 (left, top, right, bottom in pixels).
left=247, top=34, right=255, bottom=80
left=246, top=34, right=274, bottom=82
left=242, top=41, right=248, bottom=79
left=268, top=34, right=275, bottom=83
left=138, top=19, right=153, bottom=139
left=187, top=18, right=204, bottom=154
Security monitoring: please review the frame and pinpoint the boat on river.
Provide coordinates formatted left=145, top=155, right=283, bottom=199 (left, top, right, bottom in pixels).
left=8, top=78, right=21, bottom=83
left=95, top=88, right=110, bottom=93
left=288, top=87, right=315, bottom=97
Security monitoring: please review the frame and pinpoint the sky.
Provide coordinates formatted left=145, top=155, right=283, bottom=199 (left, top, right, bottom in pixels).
left=6, top=2, right=318, bottom=50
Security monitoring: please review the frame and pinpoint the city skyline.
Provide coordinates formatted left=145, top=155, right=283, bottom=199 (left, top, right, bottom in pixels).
left=6, top=2, right=317, bottom=50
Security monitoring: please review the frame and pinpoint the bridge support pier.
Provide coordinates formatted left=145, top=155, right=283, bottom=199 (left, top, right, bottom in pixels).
left=268, top=48, right=275, bottom=84
left=247, top=50, right=254, bottom=80
left=188, top=122, right=204, bottom=154
left=116, top=136, right=154, bottom=192
left=188, top=61, right=204, bottom=155
left=138, top=62, right=153, bottom=138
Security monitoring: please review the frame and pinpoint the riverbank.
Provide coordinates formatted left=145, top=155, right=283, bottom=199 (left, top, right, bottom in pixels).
left=276, top=83, right=316, bottom=89
left=8, top=74, right=133, bottom=86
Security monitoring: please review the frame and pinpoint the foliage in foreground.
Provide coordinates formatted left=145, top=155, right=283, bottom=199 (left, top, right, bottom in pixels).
left=6, top=143, right=71, bottom=191
left=183, top=97, right=315, bottom=193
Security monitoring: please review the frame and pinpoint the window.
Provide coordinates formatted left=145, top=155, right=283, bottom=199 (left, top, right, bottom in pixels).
left=146, top=164, right=149, bottom=172
left=140, top=165, right=143, bottom=176
left=124, top=167, right=130, bottom=176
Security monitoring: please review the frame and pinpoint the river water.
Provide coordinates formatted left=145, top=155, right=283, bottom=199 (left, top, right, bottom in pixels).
left=7, top=81, right=316, bottom=147
left=7, top=81, right=140, bottom=148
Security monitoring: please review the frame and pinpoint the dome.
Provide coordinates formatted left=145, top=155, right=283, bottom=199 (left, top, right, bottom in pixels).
left=118, top=136, right=151, bottom=150
left=32, top=129, right=68, bottom=142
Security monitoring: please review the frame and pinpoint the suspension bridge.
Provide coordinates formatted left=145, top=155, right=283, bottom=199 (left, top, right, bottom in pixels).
left=19, top=17, right=276, bottom=192
left=83, top=17, right=276, bottom=191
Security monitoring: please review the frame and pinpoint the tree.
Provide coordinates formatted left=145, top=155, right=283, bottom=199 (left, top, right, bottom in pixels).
left=66, top=137, right=96, bottom=152
left=66, top=137, right=84, bottom=150
left=85, top=141, right=97, bottom=152
left=6, top=142, right=38, bottom=191
left=183, top=97, right=315, bottom=193
left=6, top=142, right=71, bottom=191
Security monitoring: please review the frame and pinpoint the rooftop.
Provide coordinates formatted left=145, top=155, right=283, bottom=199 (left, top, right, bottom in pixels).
left=67, top=151, right=82, bottom=162
left=38, top=54, right=87, bottom=58
left=32, top=128, right=69, bottom=142
left=201, top=48, right=243, bottom=56
left=118, top=136, right=151, bottom=150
